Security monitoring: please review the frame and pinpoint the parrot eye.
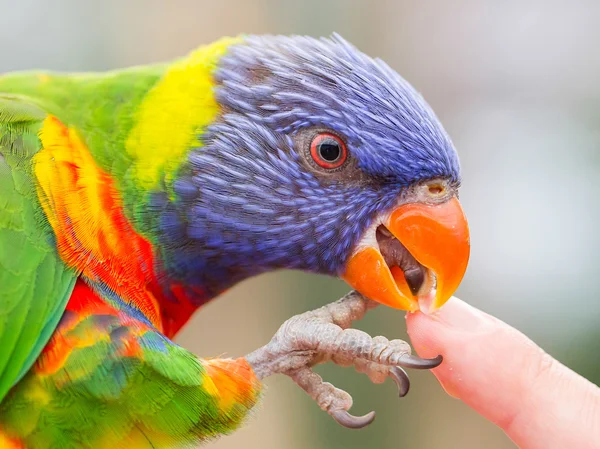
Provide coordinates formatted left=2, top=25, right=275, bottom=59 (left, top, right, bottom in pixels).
left=310, top=133, right=347, bottom=169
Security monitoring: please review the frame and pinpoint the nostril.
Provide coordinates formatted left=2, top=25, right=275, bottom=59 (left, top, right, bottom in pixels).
left=428, top=184, right=444, bottom=195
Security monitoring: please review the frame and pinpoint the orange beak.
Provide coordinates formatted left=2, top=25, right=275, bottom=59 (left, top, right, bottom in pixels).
left=342, top=197, right=470, bottom=313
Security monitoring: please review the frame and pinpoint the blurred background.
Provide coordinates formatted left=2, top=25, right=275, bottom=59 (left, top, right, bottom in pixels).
left=2, top=0, right=599, bottom=447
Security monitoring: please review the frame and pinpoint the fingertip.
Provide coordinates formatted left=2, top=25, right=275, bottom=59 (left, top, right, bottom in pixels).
left=405, top=298, right=600, bottom=449
left=405, top=308, right=447, bottom=360
left=406, top=297, right=492, bottom=399
left=406, top=296, right=494, bottom=359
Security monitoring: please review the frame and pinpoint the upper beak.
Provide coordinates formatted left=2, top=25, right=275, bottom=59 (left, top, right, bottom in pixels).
left=342, top=196, right=470, bottom=313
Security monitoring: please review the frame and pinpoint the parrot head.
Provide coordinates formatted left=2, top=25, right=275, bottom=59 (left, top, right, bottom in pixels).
left=163, top=34, right=470, bottom=313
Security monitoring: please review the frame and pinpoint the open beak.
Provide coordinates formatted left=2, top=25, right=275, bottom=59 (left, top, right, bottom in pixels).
left=342, top=196, right=470, bottom=313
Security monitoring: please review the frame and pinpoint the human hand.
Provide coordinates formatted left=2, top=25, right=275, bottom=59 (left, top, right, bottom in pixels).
left=406, top=297, right=600, bottom=449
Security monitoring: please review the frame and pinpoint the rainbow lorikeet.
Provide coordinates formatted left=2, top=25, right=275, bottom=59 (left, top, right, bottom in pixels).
left=0, top=34, right=470, bottom=448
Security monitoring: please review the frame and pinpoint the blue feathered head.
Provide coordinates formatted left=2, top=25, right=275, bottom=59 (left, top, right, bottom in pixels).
left=163, top=34, right=469, bottom=312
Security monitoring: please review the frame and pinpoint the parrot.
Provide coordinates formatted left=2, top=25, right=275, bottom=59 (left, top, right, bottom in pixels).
left=0, top=34, right=470, bottom=448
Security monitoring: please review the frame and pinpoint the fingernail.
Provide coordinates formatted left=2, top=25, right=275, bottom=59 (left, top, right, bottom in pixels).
left=433, top=297, right=492, bottom=332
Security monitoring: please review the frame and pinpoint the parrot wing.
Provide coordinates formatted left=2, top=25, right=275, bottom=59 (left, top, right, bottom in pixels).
left=0, top=94, right=76, bottom=401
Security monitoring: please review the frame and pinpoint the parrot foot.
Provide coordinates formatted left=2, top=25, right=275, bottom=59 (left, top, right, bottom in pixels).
left=245, top=291, right=442, bottom=429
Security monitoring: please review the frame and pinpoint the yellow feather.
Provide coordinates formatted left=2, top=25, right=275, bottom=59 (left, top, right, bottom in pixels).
left=125, top=36, right=242, bottom=191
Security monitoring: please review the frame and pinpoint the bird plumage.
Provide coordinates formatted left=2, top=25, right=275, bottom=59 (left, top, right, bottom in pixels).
left=0, top=34, right=463, bottom=448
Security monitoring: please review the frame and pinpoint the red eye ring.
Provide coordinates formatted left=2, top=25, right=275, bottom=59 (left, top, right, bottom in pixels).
left=310, top=133, right=348, bottom=169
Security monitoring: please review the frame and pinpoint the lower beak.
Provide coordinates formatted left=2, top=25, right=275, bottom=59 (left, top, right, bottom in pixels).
left=342, top=197, right=470, bottom=313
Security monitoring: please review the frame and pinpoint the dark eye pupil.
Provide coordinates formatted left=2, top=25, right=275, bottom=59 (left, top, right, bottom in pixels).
left=318, top=141, right=341, bottom=161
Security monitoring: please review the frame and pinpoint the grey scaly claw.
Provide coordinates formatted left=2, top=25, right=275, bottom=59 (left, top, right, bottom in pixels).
left=245, top=291, right=442, bottom=429
left=288, top=367, right=375, bottom=429
left=397, top=354, right=443, bottom=370
left=331, top=410, right=376, bottom=429
left=389, top=366, right=410, bottom=397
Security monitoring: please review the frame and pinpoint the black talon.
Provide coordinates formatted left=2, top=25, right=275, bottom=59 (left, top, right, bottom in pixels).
left=397, top=354, right=443, bottom=369
left=390, top=366, right=410, bottom=397
left=331, top=410, right=376, bottom=429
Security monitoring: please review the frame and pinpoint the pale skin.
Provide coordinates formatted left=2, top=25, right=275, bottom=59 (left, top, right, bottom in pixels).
left=248, top=293, right=600, bottom=447
left=407, top=297, right=600, bottom=449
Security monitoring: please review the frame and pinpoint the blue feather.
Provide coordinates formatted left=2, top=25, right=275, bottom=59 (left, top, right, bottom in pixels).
left=152, top=35, right=460, bottom=299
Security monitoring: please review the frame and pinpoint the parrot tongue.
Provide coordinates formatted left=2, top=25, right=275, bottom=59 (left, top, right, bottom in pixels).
left=375, top=226, right=429, bottom=296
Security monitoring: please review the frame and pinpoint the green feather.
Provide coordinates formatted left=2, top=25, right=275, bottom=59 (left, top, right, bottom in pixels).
left=0, top=95, right=76, bottom=401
